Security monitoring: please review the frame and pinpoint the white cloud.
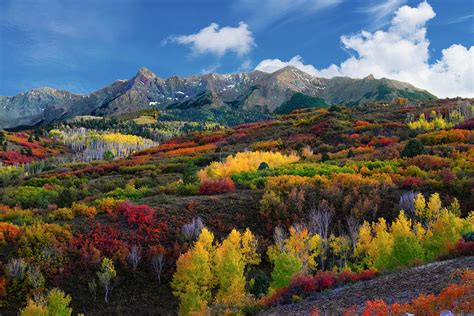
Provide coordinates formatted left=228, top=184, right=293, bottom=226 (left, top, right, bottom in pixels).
left=362, top=0, right=407, bottom=28
left=172, top=22, right=255, bottom=57
left=255, top=1, right=474, bottom=98
left=235, top=0, right=343, bottom=29
left=255, top=55, right=319, bottom=75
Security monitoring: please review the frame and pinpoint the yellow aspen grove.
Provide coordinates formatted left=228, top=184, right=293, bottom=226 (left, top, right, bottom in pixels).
left=371, top=218, right=394, bottom=270
left=241, top=228, right=261, bottom=266
left=414, top=193, right=427, bottom=220
left=171, top=228, right=215, bottom=315
left=354, top=221, right=373, bottom=258
left=427, top=192, right=443, bottom=220
left=214, top=229, right=247, bottom=305
left=198, top=151, right=300, bottom=180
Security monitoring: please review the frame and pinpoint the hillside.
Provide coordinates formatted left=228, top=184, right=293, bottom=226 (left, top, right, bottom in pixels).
left=262, top=256, right=474, bottom=315
left=0, top=67, right=435, bottom=130
left=0, top=98, right=472, bottom=315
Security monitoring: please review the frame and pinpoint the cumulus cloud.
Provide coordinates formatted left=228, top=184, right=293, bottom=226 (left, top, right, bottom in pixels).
left=255, top=55, right=319, bottom=75
left=255, top=1, right=474, bottom=98
left=171, top=22, right=255, bottom=57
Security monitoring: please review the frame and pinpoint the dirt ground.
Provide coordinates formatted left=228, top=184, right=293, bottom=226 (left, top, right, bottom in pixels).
left=261, top=256, right=474, bottom=315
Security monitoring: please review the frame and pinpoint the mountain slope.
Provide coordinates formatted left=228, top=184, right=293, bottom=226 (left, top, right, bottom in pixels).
left=0, top=67, right=436, bottom=129
left=262, top=256, right=474, bottom=315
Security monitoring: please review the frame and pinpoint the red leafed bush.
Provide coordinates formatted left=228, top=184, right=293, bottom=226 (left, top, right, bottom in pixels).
left=337, top=271, right=359, bottom=283
left=357, top=269, right=378, bottom=281
left=314, top=271, right=337, bottom=290
left=117, top=202, right=154, bottom=227
left=73, top=224, right=129, bottom=264
left=368, top=136, right=398, bottom=147
left=47, top=156, right=150, bottom=178
left=9, top=133, right=43, bottom=149
left=349, top=133, right=360, bottom=140
left=265, top=269, right=377, bottom=307
left=362, top=299, right=389, bottom=316
left=288, top=275, right=317, bottom=293
left=199, top=178, right=235, bottom=195
left=310, top=121, right=329, bottom=135
left=454, top=118, right=474, bottom=130
left=402, top=176, right=423, bottom=189
left=440, top=169, right=456, bottom=183
left=198, top=134, right=227, bottom=145
left=453, top=240, right=474, bottom=257
left=0, top=151, right=33, bottom=164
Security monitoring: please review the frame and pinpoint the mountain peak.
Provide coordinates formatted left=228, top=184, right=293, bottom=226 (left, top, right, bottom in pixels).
left=136, top=67, right=157, bottom=79
left=364, top=74, right=375, bottom=80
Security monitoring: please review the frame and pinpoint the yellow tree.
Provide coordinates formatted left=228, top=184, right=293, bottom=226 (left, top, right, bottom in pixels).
left=328, top=234, right=351, bottom=268
left=171, top=228, right=215, bottom=315
left=241, top=228, right=261, bottom=266
left=214, top=230, right=245, bottom=305
left=389, top=211, right=425, bottom=269
left=414, top=193, right=427, bottom=220
left=267, top=226, right=321, bottom=291
left=355, top=219, right=393, bottom=270
left=426, top=193, right=443, bottom=220
left=424, top=209, right=469, bottom=260
left=214, top=229, right=261, bottom=306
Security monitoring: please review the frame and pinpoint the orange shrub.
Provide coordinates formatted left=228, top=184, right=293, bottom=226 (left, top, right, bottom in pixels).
left=251, top=139, right=283, bottom=151
left=166, top=143, right=217, bottom=156
left=0, top=222, right=21, bottom=243
left=417, top=129, right=473, bottom=145
left=71, top=203, right=98, bottom=218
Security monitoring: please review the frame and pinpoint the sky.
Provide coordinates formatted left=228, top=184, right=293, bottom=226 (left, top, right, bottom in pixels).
left=0, top=0, right=473, bottom=97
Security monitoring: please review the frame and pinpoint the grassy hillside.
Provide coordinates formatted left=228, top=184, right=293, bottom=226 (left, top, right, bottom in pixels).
left=0, top=98, right=472, bottom=315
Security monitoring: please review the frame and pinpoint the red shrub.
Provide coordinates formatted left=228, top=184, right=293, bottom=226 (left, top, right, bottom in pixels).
left=73, top=224, right=129, bottom=264
left=454, top=118, right=474, bottom=130
left=453, top=240, right=474, bottom=256
left=199, top=178, right=235, bottom=195
left=198, top=134, right=227, bottom=145
left=265, top=269, right=377, bottom=307
left=0, top=151, right=33, bottom=164
left=288, top=274, right=317, bottom=293
left=440, top=169, right=456, bottom=183
left=402, top=176, right=423, bottom=189
left=362, top=299, right=389, bottom=316
left=310, top=121, right=329, bottom=135
left=314, top=271, right=337, bottom=289
left=357, top=269, right=378, bottom=281
left=117, top=202, right=154, bottom=227
left=337, top=270, right=359, bottom=283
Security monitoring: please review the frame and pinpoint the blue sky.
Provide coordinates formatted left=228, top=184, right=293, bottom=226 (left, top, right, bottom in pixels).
left=0, top=0, right=473, bottom=97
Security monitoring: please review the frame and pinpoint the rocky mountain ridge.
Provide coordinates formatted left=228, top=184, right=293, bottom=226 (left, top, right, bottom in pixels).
left=0, top=66, right=436, bottom=129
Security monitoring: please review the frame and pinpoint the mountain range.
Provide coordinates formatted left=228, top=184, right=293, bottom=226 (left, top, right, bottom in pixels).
left=0, top=66, right=436, bottom=129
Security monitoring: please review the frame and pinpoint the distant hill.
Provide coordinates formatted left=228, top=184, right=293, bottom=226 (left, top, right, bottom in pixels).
left=0, top=66, right=436, bottom=129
